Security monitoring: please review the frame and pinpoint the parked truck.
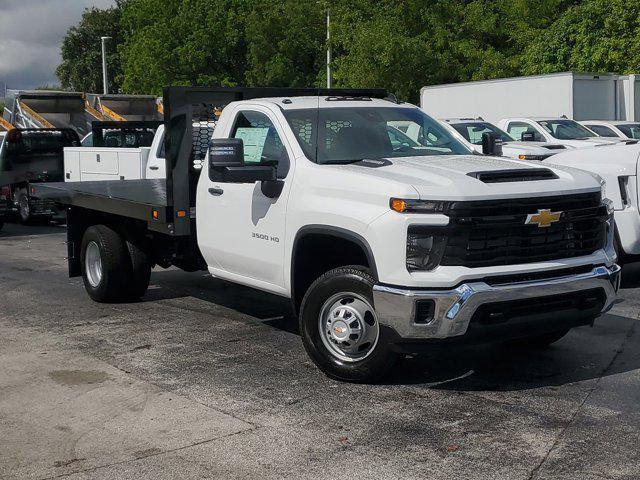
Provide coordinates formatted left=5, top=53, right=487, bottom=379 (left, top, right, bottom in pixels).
left=496, top=117, right=627, bottom=149
left=438, top=118, right=567, bottom=160
left=543, top=143, right=640, bottom=263
left=1, top=128, right=80, bottom=223
left=421, top=72, right=639, bottom=123
left=33, top=87, right=620, bottom=382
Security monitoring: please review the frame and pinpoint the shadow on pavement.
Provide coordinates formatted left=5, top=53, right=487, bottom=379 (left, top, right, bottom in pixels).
left=621, top=262, right=640, bottom=289
left=143, top=269, right=640, bottom=391
left=0, top=220, right=66, bottom=238
left=145, top=269, right=298, bottom=334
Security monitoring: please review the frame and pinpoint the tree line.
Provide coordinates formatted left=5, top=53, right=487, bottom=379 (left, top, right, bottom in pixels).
left=56, top=0, right=640, bottom=104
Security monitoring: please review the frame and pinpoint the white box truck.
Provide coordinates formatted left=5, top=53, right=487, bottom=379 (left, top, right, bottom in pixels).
left=421, top=72, right=638, bottom=124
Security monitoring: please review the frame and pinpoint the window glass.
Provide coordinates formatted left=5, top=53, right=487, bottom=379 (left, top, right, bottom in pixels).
left=231, top=111, right=286, bottom=165
left=451, top=122, right=514, bottom=145
left=284, top=107, right=470, bottom=164
left=586, top=125, right=618, bottom=137
left=617, top=124, right=640, bottom=140
left=537, top=120, right=596, bottom=139
left=507, top=122, right=542, bottom=141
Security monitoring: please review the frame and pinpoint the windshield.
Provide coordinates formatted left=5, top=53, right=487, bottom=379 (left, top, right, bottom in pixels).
left=283, top=106, right=470, bottom=164
left=450, top=122, right=513, bottom=144
left=617, top=124, right=640, bottom=140
left=537, top=119, right=596, bottom=140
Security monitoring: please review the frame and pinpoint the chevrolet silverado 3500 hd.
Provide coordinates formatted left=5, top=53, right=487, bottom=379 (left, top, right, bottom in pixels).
left=33, top=87, right=620, bottom=382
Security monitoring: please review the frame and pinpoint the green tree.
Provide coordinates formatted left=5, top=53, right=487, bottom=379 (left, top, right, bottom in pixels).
left=56, top=2, right=126, bottom=92
left=119, top=0, right=250, bottom=95
left=244, top=0, right=325, bottom=87
left=521, top=0, right=640, bottom=75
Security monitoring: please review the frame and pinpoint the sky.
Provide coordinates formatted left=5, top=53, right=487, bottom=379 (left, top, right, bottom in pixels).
left=0, top=0, right=115, bottom=91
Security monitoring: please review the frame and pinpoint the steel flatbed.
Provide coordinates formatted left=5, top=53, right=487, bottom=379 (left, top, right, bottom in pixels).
left=32, top=179, right=173, bottom=233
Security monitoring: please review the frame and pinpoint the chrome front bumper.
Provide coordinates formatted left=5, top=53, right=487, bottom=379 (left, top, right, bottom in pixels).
left=373, top=265, right=621, bottom=340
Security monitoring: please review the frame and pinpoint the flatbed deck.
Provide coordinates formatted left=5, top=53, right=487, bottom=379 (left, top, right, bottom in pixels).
left=32, top=179, right=173, bottom=233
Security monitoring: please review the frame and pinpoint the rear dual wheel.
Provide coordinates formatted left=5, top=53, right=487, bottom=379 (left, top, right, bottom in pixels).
left=80, top=225, right=151, bottom=302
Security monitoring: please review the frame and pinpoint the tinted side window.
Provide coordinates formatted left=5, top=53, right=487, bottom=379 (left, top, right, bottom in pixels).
left=507, top=122, right=542, bottom=141
left=587, top=125, right=617, bottom=137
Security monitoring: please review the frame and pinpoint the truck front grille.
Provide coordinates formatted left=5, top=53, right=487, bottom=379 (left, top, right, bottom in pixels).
left=440, top=192, right=607, bottom=268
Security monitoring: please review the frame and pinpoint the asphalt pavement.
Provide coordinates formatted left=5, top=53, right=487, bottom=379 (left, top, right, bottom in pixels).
left=1, top=221, right=639, bottom=480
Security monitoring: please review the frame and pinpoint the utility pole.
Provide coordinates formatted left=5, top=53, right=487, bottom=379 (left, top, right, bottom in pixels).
left=326, top=9, right=332, bottom=89
left=101, top=36, right=112, bottom=95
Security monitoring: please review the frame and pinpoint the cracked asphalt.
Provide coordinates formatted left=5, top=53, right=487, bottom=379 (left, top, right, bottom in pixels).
left=1, top=222, right=639, bottom=480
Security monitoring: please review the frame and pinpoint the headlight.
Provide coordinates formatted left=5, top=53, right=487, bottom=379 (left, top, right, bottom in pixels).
left=391, top=198, right=451, bottom=214
left=406, top=226, right=447, bottom=271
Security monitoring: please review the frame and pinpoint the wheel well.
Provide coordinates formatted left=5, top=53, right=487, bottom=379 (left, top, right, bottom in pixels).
left=291, top=230, right=375, bottom=314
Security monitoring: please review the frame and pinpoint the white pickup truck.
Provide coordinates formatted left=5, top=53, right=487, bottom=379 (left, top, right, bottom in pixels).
left=544, top=143, right=640, bottom=262
left=439, top=118, right=567, bottom=160
left=579, top=121, right=640, bottom=141
left=496, top=117, right=626, bottom=149
left=34, top=87, right=620, bottom=382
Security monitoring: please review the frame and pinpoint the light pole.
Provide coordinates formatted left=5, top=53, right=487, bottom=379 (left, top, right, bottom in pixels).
left=326, top=9, right=332, bottom=89
left=101, top=36, right=111, bottom=95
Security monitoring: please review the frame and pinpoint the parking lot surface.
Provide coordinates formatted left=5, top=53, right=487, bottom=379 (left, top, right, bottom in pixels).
left=1, top=222, right=639, bottom=480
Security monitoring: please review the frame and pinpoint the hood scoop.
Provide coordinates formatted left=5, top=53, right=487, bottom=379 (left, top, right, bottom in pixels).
left=467, top=168, right=558, bottom=183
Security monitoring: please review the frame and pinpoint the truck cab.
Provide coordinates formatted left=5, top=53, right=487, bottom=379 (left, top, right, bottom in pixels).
left=497, top=117, right=623, bottom=149
left=439, top=118, right=566, bottom=160
left=580, top=121, right=640, bottom=141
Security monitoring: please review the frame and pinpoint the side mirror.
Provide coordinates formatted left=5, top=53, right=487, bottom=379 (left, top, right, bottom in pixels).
left=481, top=132, right=503, bottom=156
left=521, top=131, right=536, bottom=142
left=208, top=138, right=276, bottom=184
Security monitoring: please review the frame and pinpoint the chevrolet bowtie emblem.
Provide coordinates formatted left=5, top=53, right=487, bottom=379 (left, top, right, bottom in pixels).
left=525, top=209, right=562, bottom=228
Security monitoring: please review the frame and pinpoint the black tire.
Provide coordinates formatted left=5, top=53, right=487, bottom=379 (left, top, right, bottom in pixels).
left=17, top=192, right=31, bottom=224
left=299, top=266, right=397, bottom=383
left=80, top=225, right=129, bottom=302
left=508, top=329, right=570, bottom=349
left=123, top=237, right=152, bottom=300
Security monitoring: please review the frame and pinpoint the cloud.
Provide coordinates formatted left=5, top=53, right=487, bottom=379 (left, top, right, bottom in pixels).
left=0, top=0, right=115, bottom=89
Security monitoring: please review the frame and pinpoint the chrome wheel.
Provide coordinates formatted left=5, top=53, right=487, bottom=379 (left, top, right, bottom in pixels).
left=319, top=292, right=379, bottom=362
left=85, top=241, right=103, bottom=288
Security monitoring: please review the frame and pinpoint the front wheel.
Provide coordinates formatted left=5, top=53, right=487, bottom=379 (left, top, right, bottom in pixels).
left=299, top=267, right=397, bottom=383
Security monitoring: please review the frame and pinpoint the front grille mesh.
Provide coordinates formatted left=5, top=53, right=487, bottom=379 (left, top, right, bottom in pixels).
left=440, top=192, right=607, bottom=268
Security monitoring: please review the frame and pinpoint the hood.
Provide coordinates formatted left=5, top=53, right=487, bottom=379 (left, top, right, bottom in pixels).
left=557, top=138, right=621, bottom=148
left=502, top=142, right=566, bottom=155
left=339, top=155, right=601, bottom=201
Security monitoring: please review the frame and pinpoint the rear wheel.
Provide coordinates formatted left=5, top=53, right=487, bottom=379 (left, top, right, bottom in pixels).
left=299, top=266, right=397, bottom=383
left=81, top=225, right=129, bottom=302
left=17, top=192, right=31, bottom=224
left=124, top=237, right=152, bottom=300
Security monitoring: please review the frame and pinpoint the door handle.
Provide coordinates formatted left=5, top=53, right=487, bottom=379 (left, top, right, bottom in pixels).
left=208, top=187, right=224, bottom=196
left=149, top=166, right=159, bottom=170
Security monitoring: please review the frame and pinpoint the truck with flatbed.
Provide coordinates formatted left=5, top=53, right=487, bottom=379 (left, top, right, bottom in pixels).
left=1, top=128, right=80, bottom=224
left=33, top=87, right=620, bottom=382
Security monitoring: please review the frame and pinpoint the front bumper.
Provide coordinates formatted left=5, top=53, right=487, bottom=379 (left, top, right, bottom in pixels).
left=373, top=264, right=621, bottom=340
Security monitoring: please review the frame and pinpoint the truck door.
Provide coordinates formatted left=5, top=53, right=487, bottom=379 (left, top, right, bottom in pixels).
left=197, top=106, right=293, bottom=293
